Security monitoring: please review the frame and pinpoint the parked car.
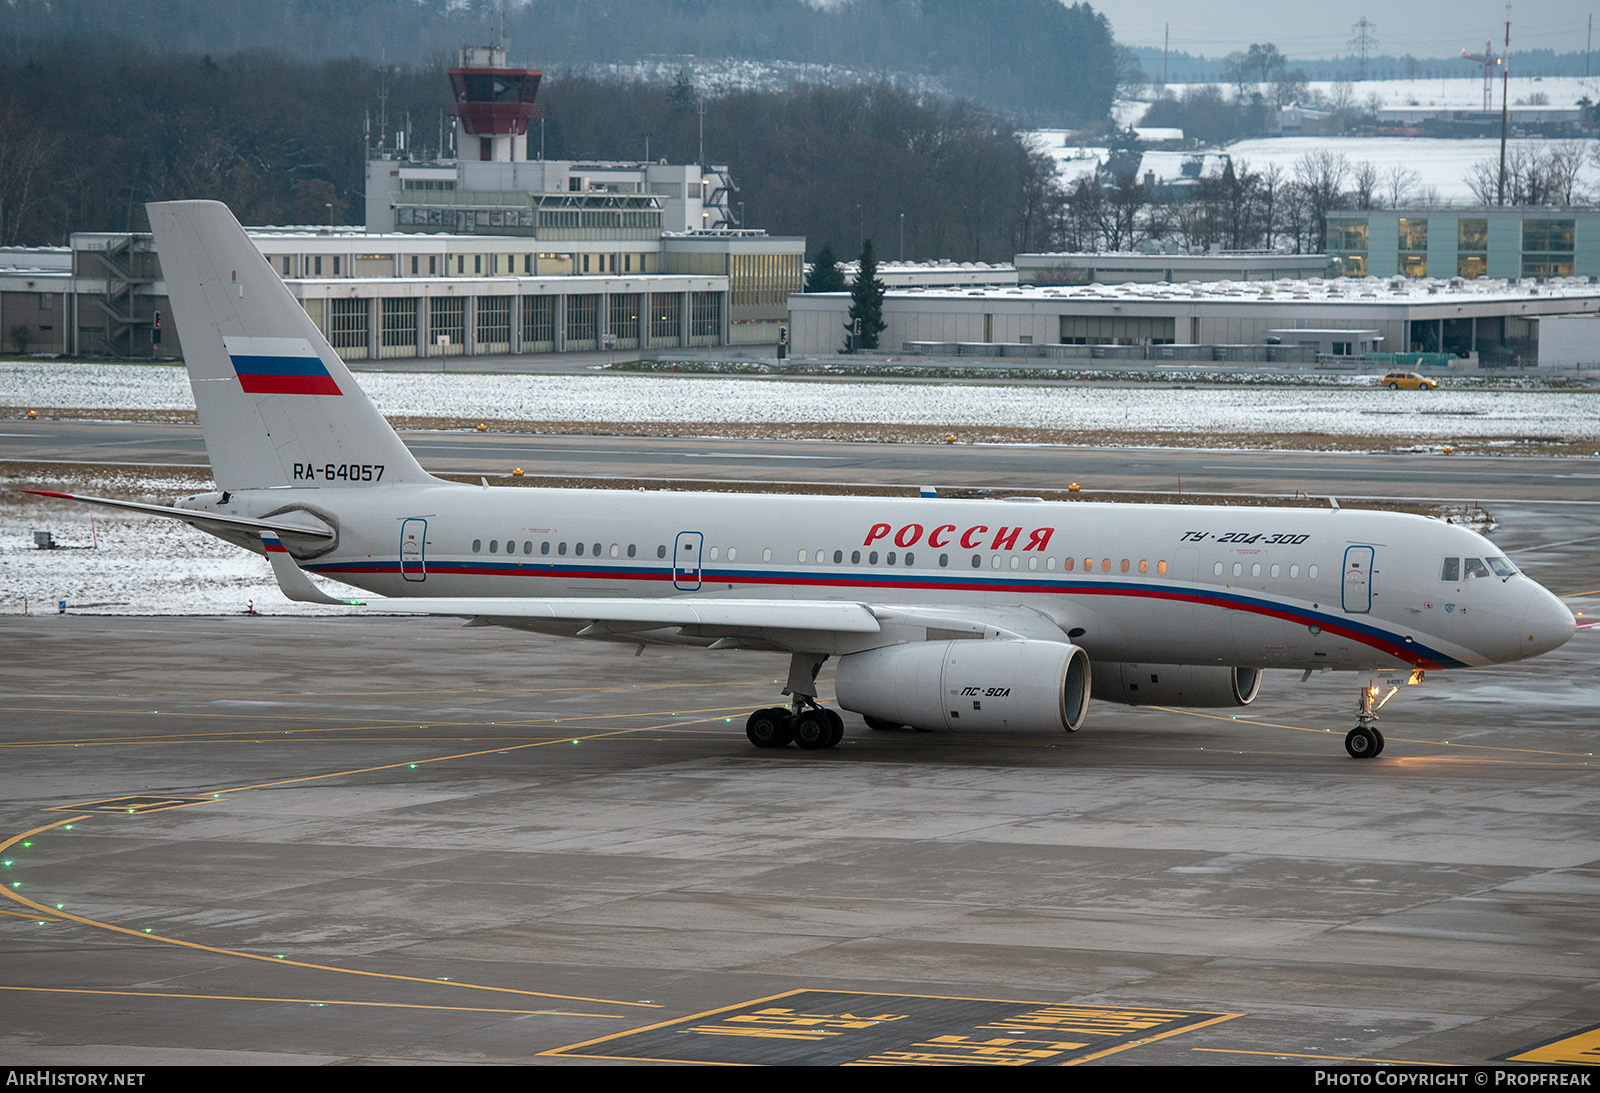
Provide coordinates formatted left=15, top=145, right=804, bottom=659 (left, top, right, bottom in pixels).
left=1382, top=371, right=1438, bottom=390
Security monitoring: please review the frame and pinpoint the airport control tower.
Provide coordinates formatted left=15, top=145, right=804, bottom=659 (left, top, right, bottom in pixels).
left=449, top=45, right=545, bottom=162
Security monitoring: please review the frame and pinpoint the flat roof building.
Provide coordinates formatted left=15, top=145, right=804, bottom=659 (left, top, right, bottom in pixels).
left=1327, top=207, right=1600, bottom=282
left=789, top=275, right=1600, bottom=368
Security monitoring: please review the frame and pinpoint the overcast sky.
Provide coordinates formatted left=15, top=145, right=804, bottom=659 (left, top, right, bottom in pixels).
left=1090, top=1, right=1594, bottom=59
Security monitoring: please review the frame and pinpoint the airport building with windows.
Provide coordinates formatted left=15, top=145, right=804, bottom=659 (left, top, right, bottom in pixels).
left=788, top=274, right=1600, bottom=367
left=0, top=45, right=804, bottom=360
left=1326, top=208, right=1600, bottom=281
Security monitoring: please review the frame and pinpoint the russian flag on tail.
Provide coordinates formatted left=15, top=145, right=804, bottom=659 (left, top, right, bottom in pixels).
left=223, top=335, right=342, bottom=396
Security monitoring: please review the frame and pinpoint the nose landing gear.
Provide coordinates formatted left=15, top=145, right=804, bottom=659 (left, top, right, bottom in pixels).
left=1345, top=682, right=1389, bottom=758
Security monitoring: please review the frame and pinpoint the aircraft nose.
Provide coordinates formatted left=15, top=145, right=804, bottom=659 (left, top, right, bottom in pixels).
left=1521, top=586, right=1577, bottom=657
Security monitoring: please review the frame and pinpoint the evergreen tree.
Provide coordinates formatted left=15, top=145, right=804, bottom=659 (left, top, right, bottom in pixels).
left=805, top=243, right=846, bottom=292
left=844, top=240, right=886, bottom=351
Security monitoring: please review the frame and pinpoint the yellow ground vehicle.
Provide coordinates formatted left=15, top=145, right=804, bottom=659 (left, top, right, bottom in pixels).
left=1382, top=371, right=1438, bottom=390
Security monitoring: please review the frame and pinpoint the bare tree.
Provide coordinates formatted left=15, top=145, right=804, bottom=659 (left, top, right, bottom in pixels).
left=1351, top=160, right=1379, bottom=208
left=1294, top=151, right=1350, bottom=252
left=1383, top=164, right=1421, bottom=208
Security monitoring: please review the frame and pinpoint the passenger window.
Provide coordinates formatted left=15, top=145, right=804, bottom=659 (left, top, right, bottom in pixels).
left=1441, top=557, right=1460, bottom=581
left=1157, top=560, right=1168, bottom=575
left=541, top=541, right=550, bottom=555
left=1119, top=559, right=1130, bottom=573
left=575, top=542, right=585, bottom=556
left=1231, top=562, right=1242, bottom=577
left=852, top=550, right=861, bottom=564
left=869, top=551, right=879, bottom=564
left=728, top=547, right=737, bottom=561
left=472, top=539, right=482, bottom=553
left=1064, top=557, right=1075, bottom=572
left=489, top=540, right=498, bottom=554
left=905, top=552, right=914, bottom=565
left=592, top=542, right=600, bottom=556
left=1308, top=565, right=1318, bottom=579
left=798, top=549, right=808, bottom=563
left=1289, top=564, right=1299, bottom=578
left=971, top=554, right=981, bottom=568
left=559, top=542, right=568, bottom=555
left=629, top=544, right=637, bottom=558
left=1138, top=559, right=1148, bottom=574
left=885, top=551, right=895, bottom=565
left=610, top=544, right=619, bottom=557
left=1028, top=557, right=1037, bottom=570
left=1084, top=558, right=1094, bottom=573
left=940, top=553, right=949, bottom=567
left=1100, top=558, right=1111, bottom=573
left=833, top=550, right=843, bottom=564
left=761, top=548, right=771, bottom=561
left=524, top=541, right=532, bottom=554
left=1008, top=556, right=1019, bottom=570
left=1213, top=562, right=1224, bottom=576
left=709, top=546, right=719, bottom=561
left=1270, top=563, right=1279, bottom=577
left=1046, top=557, right=1056, bottom=571
left=1251, top=563, right=1261, bottom=577
left=991, top=555, right=1001, bottom=569
left=657, top=545, right=666, bottom=559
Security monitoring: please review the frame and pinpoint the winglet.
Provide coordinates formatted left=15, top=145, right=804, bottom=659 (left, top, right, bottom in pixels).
left=259, top=533, right=362, bottom=605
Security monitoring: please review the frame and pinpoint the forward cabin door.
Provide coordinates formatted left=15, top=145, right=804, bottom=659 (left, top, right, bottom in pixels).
left=1342, top=545, right=1374, bottom=613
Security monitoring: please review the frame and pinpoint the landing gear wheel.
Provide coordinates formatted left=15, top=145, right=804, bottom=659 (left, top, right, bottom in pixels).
left=1345, top=725, right=1380, bottom=759
left=824, top=708, right=844, bottom=747
left=1371, top=727, right=1386, bottom=756
left=746, top=707, right=793, bottom=748
left=863, top=716, right=902, bottom=731
left=793, top=709, right=836, bottom=750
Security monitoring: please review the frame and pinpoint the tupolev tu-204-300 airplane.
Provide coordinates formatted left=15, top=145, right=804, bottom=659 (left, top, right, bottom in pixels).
left=32, top=201, right=1577, bottom=758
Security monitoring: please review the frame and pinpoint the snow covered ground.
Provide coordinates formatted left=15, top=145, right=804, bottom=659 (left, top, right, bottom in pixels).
left=4, top=360, right=1596, bottom=440
left=3, top=468, right=338, bottom=617
left=1081, top=78, right=1600, bottom=202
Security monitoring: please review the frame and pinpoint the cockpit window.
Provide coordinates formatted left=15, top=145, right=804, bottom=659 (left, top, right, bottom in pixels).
left=1486, top=555, right=1517, bottom=578
left=1463, top=557, right=1490, bottom=579
left=1441, top=557, right=1459, bottom=581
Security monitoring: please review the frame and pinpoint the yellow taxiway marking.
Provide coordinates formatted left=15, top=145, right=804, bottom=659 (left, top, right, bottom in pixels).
left=0, top=715, right=742, bottom=1015
left=0, top=701, right=766, bottom=750
left=1559, top=589, right=1599, bottom=599
left=1161, top=707, right=1600, bottom=763
left=0, top=984, right=628, bottom=1019
left=1192, top=1047, right=1456, bottom=1065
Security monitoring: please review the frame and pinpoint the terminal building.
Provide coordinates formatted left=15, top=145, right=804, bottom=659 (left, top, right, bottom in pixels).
left=788, top=274, right=1600, bottom=367
left=1326, top=208, right=1600, bottom=281
left=0, top=46, right=804, bottom=360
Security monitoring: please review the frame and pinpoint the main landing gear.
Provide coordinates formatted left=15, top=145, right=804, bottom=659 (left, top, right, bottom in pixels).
left=745, top=653, right=845, bottom=751
left=1345, top=681, right=1388, bottom=759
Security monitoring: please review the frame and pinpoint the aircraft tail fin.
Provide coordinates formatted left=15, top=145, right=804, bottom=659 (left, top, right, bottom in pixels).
left=147, top=200, right=434, bottom=492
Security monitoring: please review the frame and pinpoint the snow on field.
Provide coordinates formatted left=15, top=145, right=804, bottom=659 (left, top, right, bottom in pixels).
left=4, top=360, right=1597, bottom=439
left=1223, top=136, right=1600, bottom=203
left=1, top=469, right=342, bottom=617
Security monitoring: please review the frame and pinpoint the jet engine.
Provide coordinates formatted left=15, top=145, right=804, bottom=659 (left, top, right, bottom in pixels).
left=835, top=639, right=1091, bottom=732
left=1090, top=662, right=1262, bottom=708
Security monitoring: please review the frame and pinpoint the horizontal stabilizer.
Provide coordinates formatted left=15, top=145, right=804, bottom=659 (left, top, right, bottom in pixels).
left=24, top=490, right=334, bottom=539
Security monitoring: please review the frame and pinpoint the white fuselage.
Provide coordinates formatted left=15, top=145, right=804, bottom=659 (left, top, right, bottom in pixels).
left=190, top=483, right=1576, bottom=673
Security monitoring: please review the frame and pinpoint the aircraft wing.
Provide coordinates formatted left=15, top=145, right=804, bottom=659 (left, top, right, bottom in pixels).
left=368, top=596, right=882, bottom=641
left=361, top=596, right=1070, bottom=654
left=24, top=490, right=335, bottom=540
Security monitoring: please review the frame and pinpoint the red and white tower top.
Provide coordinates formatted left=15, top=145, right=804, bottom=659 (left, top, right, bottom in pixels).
left=449, top=46, right=544, bottom=162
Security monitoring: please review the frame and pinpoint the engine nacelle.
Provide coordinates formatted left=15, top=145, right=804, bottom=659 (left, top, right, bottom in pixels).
left=1090, top=662, right=1262, bottom=708
left=835, top=640, right=1091, bottom=733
